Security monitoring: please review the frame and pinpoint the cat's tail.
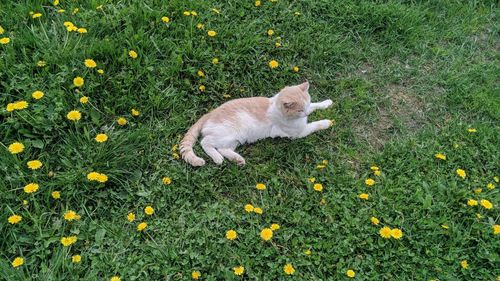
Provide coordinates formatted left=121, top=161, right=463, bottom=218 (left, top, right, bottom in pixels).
left=180, top=114, right=209, bottom=167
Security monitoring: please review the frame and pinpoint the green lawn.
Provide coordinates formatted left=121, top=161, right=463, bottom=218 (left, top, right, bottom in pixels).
left=1, top=0, right=499, bottom=280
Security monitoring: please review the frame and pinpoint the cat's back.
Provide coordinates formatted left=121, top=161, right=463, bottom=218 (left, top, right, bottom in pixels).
left=209, top=97, right=271, bottom=123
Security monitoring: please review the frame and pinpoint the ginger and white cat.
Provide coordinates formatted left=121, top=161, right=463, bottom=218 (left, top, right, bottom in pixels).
left=180, top=82, right=333, bottom=166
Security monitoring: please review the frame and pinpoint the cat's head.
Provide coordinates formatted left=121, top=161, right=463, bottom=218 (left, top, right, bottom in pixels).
left=277, top=82, right=311, bottom=119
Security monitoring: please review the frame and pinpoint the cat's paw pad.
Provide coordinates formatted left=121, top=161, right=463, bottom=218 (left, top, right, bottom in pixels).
left=235, top=158, right=246, bottom=166
left=322, top=99, right=333, bottom=108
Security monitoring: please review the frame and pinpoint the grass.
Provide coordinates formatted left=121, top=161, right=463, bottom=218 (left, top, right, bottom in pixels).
left=1, top=0, right=499, bottom=280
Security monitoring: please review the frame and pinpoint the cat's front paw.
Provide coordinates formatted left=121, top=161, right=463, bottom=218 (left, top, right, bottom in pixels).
left=318, top=119, right=333, bottom=130
left=322, top=99, right=333, bottom=108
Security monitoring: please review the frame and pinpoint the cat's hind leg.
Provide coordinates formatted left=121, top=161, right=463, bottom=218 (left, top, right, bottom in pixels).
left=200, top=138, right=224, bottom=165
left=218, top=148, right=246, bottom=166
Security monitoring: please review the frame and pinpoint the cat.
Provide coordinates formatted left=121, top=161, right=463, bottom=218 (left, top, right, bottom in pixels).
left=180, top=81, right=333, bottom=166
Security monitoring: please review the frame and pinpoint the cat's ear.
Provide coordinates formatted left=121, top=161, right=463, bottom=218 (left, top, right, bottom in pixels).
left=298, top=81, right=309, bottom=92
left=283, top=101, right=296, bottom=109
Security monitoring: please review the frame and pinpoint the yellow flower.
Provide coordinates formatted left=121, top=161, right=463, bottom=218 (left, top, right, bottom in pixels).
left=24, top=183, right=39, bottom=194
left=97, top=69, right=104, bottom=74
left=57, top=9, right=65, bottom=13
left=60, top=236, right=78, bottom=246
left=379, top=226, right=392, bottom=239
left=493, top=225, right=500, bottom=235
left=313, top=183, right=323, bottom=192
left=467, top=128, right=477, bottom=133
left=0, top=25, right=4, bottom=34
left=190, top=11, right=198, bottom=16
left=6, top=103, right=15, bottom=111
left=480, top=199, right=493, bottom=209
left=198, top=85, right=206, bottom=92
left=79, top=96, right=89, bottom=103
left=53, top=0, right=59, bottom=5
left=476, top=213, right=482, bottom=219
left=72, top=255, right=81, bottom=263
left=84, top=59, right=97, bottom=68
left=97, top=173, right=108, bottom=183
left=129, top=50, right=138, bottom=59
left=8, top=214, right=22, bottom=224
left=304, top=249, right=311, bottom=255
left=11, top=257, right=24, bottom=268
left=467, top=199, right=478, bottom=206
left=233, top=265, right=245, bottom=276
left=212, top=58, right=219, bottom=64
left=32, top=90, right=44, bottom=99
left=197, top=70, right=205, bottom=77
left=253, top=207, right=263, bottom=214
left=32, top=13, right=42, bottom=19
left=95, top=133, right=108, bottom=143
left=365, top=178, right=375, bottom=186
left=51, top=191, right=61, bottom=199
left=27, top=160, right=42, bottom=170
left=460, top=260, right=468, bottom=269
left=268, top=60, right=279, bottom=69
left=270, top=223, right=280, bottom=230
left=267, top=29, right=274, bottom=36
left=63, top=21, right=74, bottom=27
left=196, top=23, right=204, bottom=29
left=207, top=30, right=217, bottom=37
left=73, top=77, right=84, bottom=87
left=316, top=164, right=326, bottom=169
left=191, top=271, right=201, bottom=280
left=283, top=263, right=295, bottom=275
left=346, top=269, right=356, bottom=278
left=87, top=172, right=100, bottom=181
left=474, top=188, right=482, bottom=194
left=66, top=110, right=82, bottom=121
left=162, top=177, right=172, bottom=185
left=144, top=206, right=154, bottom=215
left=161, top=16, right=170, bottom=23
left=67, top=26, right=77, bottom=32
left=8, top=142, right=25, bottom=154
left=256, top=183, right=266, bottom=190
left=494, top=176, right=499, bottom=183
left=487, top=183, right=495, bottom=190
left=390, top=228, right=403, bottom=239
left=441, top=224, right=449, bottom=229
left=131, top=108, right=140, bottom=116
left=308, top=177, right=316, bottom=183
left=370, top=217, right=379, bottom=225
left=137, top=222, right=147, bottom=231
left=244, top=204, right=254, bottom=212
left=64, top=210, right=81, bottom=221
left=117, top=117, right=127, bottom=125
left=293, top=66, right=299, bottom=72
left=183, top=11, right=191, bottom=16
left=0, top=37, right=10, bottom=44
left=37, top=60, right=46, bottom=67
left=127, top=212, right=135, bottom=222
left=77, top=28, right=87, bottom=34
left=255, top=0, right=261, bottom=7
left=359, top=193, right=369, bottom=200
left=434, top=153, right=446, bottom=160
left=110, top=276, right=121, bottom=281
left=374, top=170, right=381, bottom=176
left=260, top=228, right=273, bottom=241
left=13, top=101, right=29, bottom=110
left=226, top=229, right=237, bottom=240
left=456, top=168, right=466, bottom=179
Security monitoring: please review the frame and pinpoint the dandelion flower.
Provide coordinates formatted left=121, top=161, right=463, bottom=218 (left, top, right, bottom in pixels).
left=196, top=23, right=204, bottom=29
left=77, top=28, right=87, bottom=34
left=95, top=134, right=108, bottom=143
left=51, top=191, right=61, bottom=199
left=253, top=207, right=263, bottom=214
left=346, top=269, right=355, bottom=278
left=460, top=260, right=468, bottom=269
left=72, top=255, right=81, bottom=263
left=493, top=225, right=500, bottom=235
left=207, top=30, right=217, bottom=37
left=390, top=228, right=403, bottom=239
left=293, top=66, right=299, bottom=72
left=441, top=224, right=449, bottom=229
left=244, top=204, right=254, bottom=212
left=64, top=210, right=81, bottom=221
left=8, top=142, right=25, bottom=154
left=32, top=90, right=44, bottom=99
left=162, top=177, right=172, bottom=185
left=487, top=183, right=495, bottom=190
left=8, top=215, right=22, bottom=224
left=97, top=69, right=104, bottom=74
left=87, top=172, right=100, bottom=181
left=260, top=228, right=273, bottom=241
left=467, top=199, right=478, bottom=206
left=60, top=236, right=78, bottom=246
left=84, top=59, right=97, bottom=68
left=11, top=257, right=24, bottom=268
left=370, top=217, right=379, bottom=225
left=359, top=193, right=369, bottom=200
left=73, top=77, right=84, bottom=87
left=191, top=271, right=201, bottom=279
left=183, top=11, right=191, bottom=16
left=32, top=13, right=42, bottom=19
left=131, top=108, right=140, bottom=116
left=199, top=85, right=206, bottom=92
left=110, top=276, right=121, bottom=281
left=127, top=212, right=135, bottom=222
left=137, top=222, right=147, bottom=231
left=226, top=229, right=237, bottom=240
left=435, top=153, right=446, bottom=160
left=129, top=50, right=138, bottom=59
left=304, top=249, right=311, bottom=255
left=268, top=60, right=279, bottom=69
left=233, top=266, right=244, bottom=276
left=24, top=183, right=39, bottom=193
left=80, top=96, right=89, bottom=103
left=0, top=37, right=10, bottom=44
left=117, top=117, right=127, bottom=126
left=256, top=183, right=266, bottom=190
left=67, top=110, right=82, bottom=121
left=212, top=58, right=219, bottom=64
left=480, top=199, right=493, bottom=209
left=365, top=178, right=375, bottom=186
left=27, top=160, right=42, bottom=170
left=161, top=16, right=170, bottom=23
left=313, top=183, right=323, bottom=192
left=0, top=26, right=4, bottom=34
left=37, top=60, right=46, bottom=67
left=379, top=226, right=391, bottom=239
left=197, top=70, right=205, bottom=77
left=374, top=170, right=381, bottom=176
left=13, top=101, right=28, bottom=110
left=144, top=206, right=154, bottom=215
left=270, top=223, right=280, bottom=230
left=255, top=1, right=261, bottom=7
left=467, top=128, right=477, bottom=133
left=97, top=173, right=108, bottom=183
left=283, top=263, right=295, bottom=275
left=267, top=29, right=274, bottom=36
left=456, top=168, right=466, bottom=179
